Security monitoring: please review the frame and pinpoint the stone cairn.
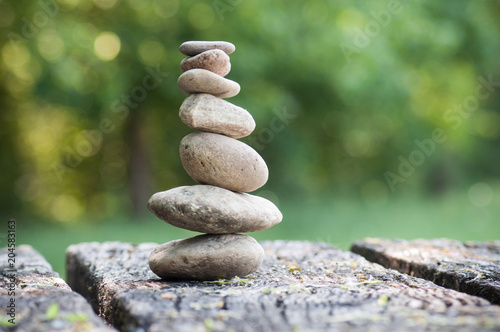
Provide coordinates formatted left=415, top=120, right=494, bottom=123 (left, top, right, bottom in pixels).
left=147, top=41, right=283, bottom=281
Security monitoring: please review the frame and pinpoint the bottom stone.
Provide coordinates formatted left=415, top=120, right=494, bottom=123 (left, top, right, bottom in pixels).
left=149, top=234, right=264, bottom=281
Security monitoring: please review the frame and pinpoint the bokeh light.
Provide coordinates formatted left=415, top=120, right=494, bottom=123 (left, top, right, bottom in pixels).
left=343, top=130, right=371, bottom=157
left=37, top=30, right=65, bottom=63
left=0, top=1, right=499, bottom=260
left=138, top=40, right=166, bottom=66
left=51, top=194, right=84, bottom=222
left=2, top=43, right=30, bottom=69
left=94, top=31, right=121, bottom=61
left=468, top=183, right=494, bottom=207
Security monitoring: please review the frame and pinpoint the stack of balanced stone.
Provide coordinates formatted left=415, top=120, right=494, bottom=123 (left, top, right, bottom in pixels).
left=147, top=41, right=283, bottom=281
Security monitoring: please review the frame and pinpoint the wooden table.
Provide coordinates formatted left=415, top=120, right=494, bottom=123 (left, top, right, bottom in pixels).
left=64, top=240, right=500, bottom=331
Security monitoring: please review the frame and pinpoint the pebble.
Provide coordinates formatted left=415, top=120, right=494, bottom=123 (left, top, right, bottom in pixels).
left=178, top=69, right=240, bottom=98
left=148, top=185, right=282, bottom=234
left=149, top=234, right=264, bottom=280
left=179, top=94, right=255, bottom=139
left=179, top=41, right=235, bottom=56
left=181, top=49, right=231, bottom=77
left=180, top=132, right=268, bottom=192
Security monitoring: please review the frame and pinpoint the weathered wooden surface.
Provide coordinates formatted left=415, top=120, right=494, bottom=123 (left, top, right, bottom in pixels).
left=67, top=241, right=500, bottom=332
left=351, top=238, right=500, bottom=305
left=0, top=245, right=115, bottom=331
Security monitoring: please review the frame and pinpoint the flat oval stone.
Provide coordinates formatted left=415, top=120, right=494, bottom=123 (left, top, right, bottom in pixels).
left=149, top=234, right=264, bottom=280
left=179, top=94, right=255, bottom=139
left=178, top=69, right=240, bottom=98
left=148, top=185, right=282, bottom=234
left=181, top=49, right=231, bottom=77
left=179, top=41, right=235, bottom=56
left=180, top=132, right=268, bottom=192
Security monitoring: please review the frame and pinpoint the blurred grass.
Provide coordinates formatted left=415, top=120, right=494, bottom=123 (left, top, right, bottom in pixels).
left=18, top=190, right=499, bottom=281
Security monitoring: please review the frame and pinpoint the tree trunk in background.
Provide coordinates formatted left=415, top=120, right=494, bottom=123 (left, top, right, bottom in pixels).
left=0, top=86, right=23, bottom=215
left=127, top=110, right=151, bottom=219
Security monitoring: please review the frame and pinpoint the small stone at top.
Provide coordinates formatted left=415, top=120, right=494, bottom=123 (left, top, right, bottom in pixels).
left=180, top=41, right=235, bottom=56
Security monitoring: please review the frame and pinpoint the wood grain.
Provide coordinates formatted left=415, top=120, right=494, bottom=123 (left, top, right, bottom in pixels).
left=66, top=240, right=500, bottom=331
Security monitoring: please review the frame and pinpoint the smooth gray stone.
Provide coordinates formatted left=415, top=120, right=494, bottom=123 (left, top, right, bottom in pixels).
left=179, top=94, right=255, bottom=139
left=180, top=132, right=268, bottom=192
left=148, top=185, right=282, bottom=234
left=178, top=69, right=240, bottom=98
left=179, top=41, right=235, bottom=56
left=66, top=241, right=500, bottom=332
left=181, top=49, right=231, bottom=76
left=149, top=234, right=264, bottom=281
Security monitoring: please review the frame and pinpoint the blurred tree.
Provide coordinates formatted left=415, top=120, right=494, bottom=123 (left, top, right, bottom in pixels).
left=0, top=0, right=499, bottom=223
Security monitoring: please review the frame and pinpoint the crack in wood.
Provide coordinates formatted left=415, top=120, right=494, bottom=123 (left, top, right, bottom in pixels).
left=352, top=238, right=500, bottom=305
left=65, top=241, right=500, bottom=331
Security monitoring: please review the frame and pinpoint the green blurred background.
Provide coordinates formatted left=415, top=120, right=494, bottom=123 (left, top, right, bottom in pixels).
left=1, top=0, right=499, bottom=279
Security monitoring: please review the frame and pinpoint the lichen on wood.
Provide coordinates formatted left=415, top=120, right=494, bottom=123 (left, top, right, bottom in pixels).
left=351, top=238, right=500, bottom=304
left=66, top=241, right=500, bottom=331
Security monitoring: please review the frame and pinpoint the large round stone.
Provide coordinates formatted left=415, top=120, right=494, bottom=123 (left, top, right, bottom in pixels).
left=180, top=132, right=268, bottom=192
left=148, top=185, right=282, bottom=234
left=179, top=94, right=255, bottom=139
left=181, top=49, right=231, bottom=77
left=178, top=69, right=240, bottom=98
left=179, top=41, right=235, bottom=56
left=149, top=234, right=264, bottom=280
